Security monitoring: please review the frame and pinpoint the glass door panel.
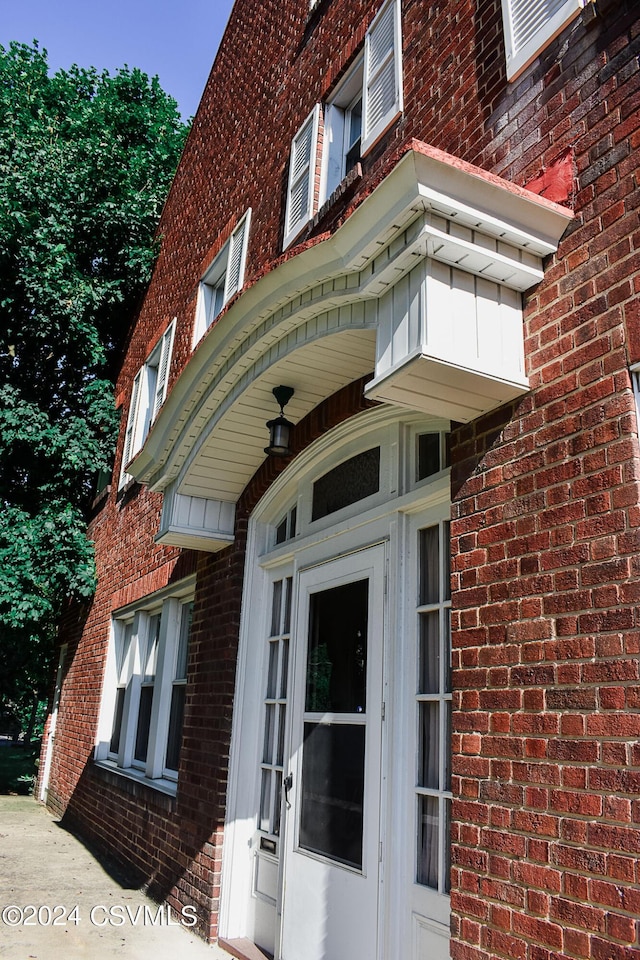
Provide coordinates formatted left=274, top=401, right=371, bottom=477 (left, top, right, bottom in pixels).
left=305, top=579, right=368, bottom=713
left=300, top=722, right=366, bottom=869
left=300, top=577, right=369, bottom=869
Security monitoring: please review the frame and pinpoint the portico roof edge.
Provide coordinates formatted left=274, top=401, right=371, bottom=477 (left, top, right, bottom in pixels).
left=129, top=141, right=573, bottom=492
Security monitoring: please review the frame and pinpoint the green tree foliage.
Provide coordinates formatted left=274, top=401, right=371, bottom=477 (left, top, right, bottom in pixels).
left=0, top=41, right=188, bottom=735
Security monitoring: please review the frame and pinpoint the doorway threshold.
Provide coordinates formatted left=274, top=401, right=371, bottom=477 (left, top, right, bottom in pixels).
left=218, top=937, right=274, bottom=960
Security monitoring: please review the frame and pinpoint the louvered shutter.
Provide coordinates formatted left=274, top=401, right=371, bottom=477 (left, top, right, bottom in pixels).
left=283, top=105, right=320, bottom=249
left=152, top=319, right=176, bottom=422
left=223, top=209, right=251, bottom=303
left=362, top=0, right=403, bottom=156
left=501, top=0, right=584, bottom=79
left=120, top=368, right=143, bottom=485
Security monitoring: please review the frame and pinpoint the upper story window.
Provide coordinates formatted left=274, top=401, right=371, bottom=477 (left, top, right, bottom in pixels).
left=193, top=209, right=251, bottom=345
left=501, top=0, right=586, bottom=80
left=120, top=318, right=176, bottom=488
left=283, top=0, right=403, bottom=249
left=323, top=57, right=364, bottom=200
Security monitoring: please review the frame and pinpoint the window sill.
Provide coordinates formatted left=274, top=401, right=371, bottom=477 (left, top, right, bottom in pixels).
left=116, top=475, right=141, bottom=507
left=93, top=759, right=177, bottom=801
left=298, top=163, right=363, bottom=247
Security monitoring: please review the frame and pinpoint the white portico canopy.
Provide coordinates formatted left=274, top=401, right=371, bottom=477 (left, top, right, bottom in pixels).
left=129, top=142, right=573, bottom=552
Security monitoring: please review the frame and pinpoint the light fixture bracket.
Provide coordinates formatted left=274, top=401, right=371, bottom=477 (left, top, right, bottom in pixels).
left=272, top=385, right=294, bottom=414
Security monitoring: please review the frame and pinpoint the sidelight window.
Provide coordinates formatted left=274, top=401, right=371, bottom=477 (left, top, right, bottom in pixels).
left=258, top=576, right=293, bottom=837
left=416, top=521, right=452, bottom=892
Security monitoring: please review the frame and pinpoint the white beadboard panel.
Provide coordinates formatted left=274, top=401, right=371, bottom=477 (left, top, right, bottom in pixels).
left=157, top=484, right=235, bottom=552
left=179, top=329, right=377, bottom=502
left=365, top=352, right=528, bottom=422
left=450, top=268, right=478, bottom=368
left=424, top=258, right=455, bottom=362
left=371, top=255, right=527, bottom=422
left=391, top=273, right=411, bottom=371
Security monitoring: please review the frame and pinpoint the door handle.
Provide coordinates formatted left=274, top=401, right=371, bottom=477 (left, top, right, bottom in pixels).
left=283, top=773, right=293, bottom=808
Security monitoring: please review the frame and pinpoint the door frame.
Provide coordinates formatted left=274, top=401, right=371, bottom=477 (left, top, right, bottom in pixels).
left=219, top=408, right=452, bottom=960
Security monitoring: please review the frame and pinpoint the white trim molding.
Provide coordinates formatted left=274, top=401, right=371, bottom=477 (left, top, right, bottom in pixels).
left=127, top=143, right=572, bottom=551
left=501, top=0, right=587, bottom=80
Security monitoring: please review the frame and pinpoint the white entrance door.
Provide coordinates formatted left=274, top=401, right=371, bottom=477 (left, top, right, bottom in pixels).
left=280, top=544, right=385, bottom=960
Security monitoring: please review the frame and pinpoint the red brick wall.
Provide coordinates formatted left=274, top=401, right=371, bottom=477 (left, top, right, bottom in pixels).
left=448, top=3, right=640, bottom=955
left=44, top=0, right=640, bottom=953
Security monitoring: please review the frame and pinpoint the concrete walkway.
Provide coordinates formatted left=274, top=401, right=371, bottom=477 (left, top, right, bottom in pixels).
left=0, top=795, right=229, bottom=959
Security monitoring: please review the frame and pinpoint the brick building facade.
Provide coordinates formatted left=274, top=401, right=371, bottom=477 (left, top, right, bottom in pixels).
left=39, top=1, right=640, bottom=958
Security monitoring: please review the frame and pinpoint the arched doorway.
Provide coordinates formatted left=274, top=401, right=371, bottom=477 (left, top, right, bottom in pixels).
left=221, top=407, right=452, bottom=960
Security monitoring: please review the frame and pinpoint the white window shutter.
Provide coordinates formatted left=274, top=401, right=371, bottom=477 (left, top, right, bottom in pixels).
left=152, top=318, right=176, bottom=422
left=122, top=368, right=143, bottom=472
left=224, top=208, right=252, bottom=303
left=283, top=105, right=321, bottom=249
left=501, top=0, right=584, bottom=80
left=362, top=0, right=403, bottom=157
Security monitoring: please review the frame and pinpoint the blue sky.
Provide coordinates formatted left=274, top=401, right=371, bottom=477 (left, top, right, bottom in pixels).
left=0, top=0, right=236, bottom=119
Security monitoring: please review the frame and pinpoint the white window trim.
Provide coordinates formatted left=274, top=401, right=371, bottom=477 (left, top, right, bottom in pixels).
left=119, top=318, right=176, bottom=488
left=95, top=587, right=194, bottom=794
left=283, top=105, right=321, bottom=250
left=631, top=365, right=640, bottom=435
left=501, top=0, right=586, bottom=80
left=193, top=209, right=252, bottom=346
left=405, top=505, right=452, bottom=946
left=320, top=55, right=365, bottom=204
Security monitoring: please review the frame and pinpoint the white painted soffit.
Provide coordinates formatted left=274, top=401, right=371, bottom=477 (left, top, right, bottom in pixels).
left=129, top=142, right=573, bottom=497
